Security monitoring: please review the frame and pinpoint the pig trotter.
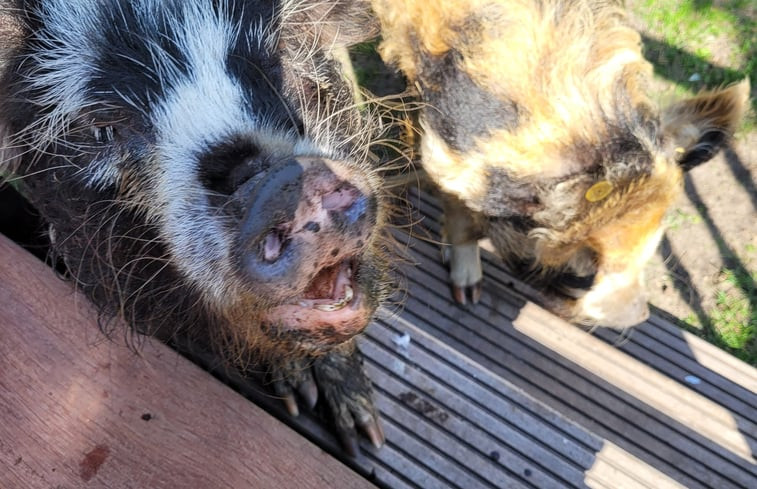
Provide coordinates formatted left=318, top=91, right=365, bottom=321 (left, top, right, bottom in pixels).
left=270, top=341, right=383, bottom=456
left=271, top=357, right=319, bottom=417
left=443, top=242, right=483, bottom=306
left=451, top=281, right=483, bottom=306
left=314, top=342, right=384, bottom=457
left=439, top=193, right=485, bottom=306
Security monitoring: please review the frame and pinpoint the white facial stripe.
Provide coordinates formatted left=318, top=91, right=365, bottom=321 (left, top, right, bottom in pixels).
left=147, top=3, right=257, bottom=299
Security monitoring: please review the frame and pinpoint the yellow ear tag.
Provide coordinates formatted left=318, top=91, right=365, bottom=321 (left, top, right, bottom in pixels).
left=585, top=181, right=613, bottom=202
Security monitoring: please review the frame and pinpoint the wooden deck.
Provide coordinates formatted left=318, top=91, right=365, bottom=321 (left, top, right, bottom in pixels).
left=0, top=235, right=373, bottom=489
left=351, top=188, right=757, bottom=488
left=1, top=187, right=755, bottom=488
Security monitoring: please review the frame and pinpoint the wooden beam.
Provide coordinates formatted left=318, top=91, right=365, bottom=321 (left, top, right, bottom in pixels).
left=0, top=235, right=374, bottom=489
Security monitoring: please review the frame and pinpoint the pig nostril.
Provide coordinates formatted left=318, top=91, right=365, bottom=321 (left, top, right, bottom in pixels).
left=322, top=187, right=371, bottom=225
left=345, top=195, right=368, bottom=224
left=262, top=230, right=286, bottom=262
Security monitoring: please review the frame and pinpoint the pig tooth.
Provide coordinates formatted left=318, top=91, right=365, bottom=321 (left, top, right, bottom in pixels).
left=343, top=285, right=354, bottom=303
left=299, top=301, right=311, bottom=308
left=315, top=302, right=347, bottom=312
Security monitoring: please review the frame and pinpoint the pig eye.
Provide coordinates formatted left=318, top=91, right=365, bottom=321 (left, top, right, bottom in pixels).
left=91, top=125, right=116, bottom=143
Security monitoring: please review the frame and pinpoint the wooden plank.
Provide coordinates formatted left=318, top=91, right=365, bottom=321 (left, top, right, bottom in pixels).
left=350, top=312, right=711, bottom=489
left=385, top=186, right=757, bottom=488
left=399, top=232, right=755, bottom=488
left=363, top=316, right=596, bottom=488
left=0, top=235, right=374, bottom=489
left=512, top=302, right=754, bottom=462
left=584, top=443, right=687, bottom=489
left=644, top=314, right=757, bottom=396
left=593, top=324, right=757, bottom=418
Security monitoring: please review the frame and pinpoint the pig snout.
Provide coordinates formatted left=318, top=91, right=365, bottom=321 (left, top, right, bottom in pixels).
left=234, top=157, right=376, bottom=298
left=571, top=274, right=651, bottom=329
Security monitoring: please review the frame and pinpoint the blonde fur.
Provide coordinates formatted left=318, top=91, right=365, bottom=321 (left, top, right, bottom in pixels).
left=373, top=0, right=750, bottom=327
left=374, top=0, right=653, bottom=205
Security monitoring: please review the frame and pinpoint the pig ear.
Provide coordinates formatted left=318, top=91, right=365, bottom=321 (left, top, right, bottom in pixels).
left=661, top=80, right=750, bottom=171
left=294, top=0, right=379, bottom=48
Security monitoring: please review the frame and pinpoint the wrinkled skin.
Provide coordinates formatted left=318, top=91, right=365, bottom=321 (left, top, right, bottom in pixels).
left=0, top=0, right=391, bottom=451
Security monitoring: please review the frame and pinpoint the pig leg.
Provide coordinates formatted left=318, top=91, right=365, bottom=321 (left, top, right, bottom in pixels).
left=270, top=341, right=383, bottom=457
left=441, top=193, right=486, bottom=305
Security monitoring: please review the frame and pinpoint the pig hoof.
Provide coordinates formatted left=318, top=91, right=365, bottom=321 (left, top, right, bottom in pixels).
left=270, top=357, right=319, bottom=417
left=313, top=344, right=384, bottom=457
left=269, top=344, right=383, bottom=456
left=446, top=242, right=483, bottom=305
left=451, top=281, right=483, bottom=306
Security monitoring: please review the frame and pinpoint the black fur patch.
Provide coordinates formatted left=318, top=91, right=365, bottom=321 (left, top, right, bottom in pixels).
left=677, top=130, right=727, bottom=171
left=505, top=256, right=597, bottom=297
left=199, top=137, right=269, bottom=196
left=479, top=119, right=655, bottom=219
left=418, top=48, right=520, bottom=152
left=90, top=3, right=191, bottom=107
left=224, top=2, right=296, bottom=129
left=479, top=167, right=543, bottom=217
left=86, top=1, right=294, bottom=131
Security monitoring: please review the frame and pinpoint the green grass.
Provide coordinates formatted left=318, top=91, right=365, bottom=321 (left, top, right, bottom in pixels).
left=664, top=208, right=702, bottom=230
left=629, top=0, right=757, bottom=364
left=695, top=268, right=756, bottom=363
left=631, top=0, right=756, bottom=127
left=677, top=241, right=757, bottom=364
left=674, top=264, right=756, bottom=365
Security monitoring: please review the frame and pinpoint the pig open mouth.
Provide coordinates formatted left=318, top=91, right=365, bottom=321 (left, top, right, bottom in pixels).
left=301, top=260, right=357, bottom=312
left=224, top=156, right=382, bottom=346
left=263, top=259, right=372, bottom=338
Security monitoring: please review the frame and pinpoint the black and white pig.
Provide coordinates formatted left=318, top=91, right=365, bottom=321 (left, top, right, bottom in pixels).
left=0, top=0, right=392, bottom=453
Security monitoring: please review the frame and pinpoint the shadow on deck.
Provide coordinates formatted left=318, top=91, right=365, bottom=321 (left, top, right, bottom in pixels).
left=335, top=187, right=756, bottom=489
